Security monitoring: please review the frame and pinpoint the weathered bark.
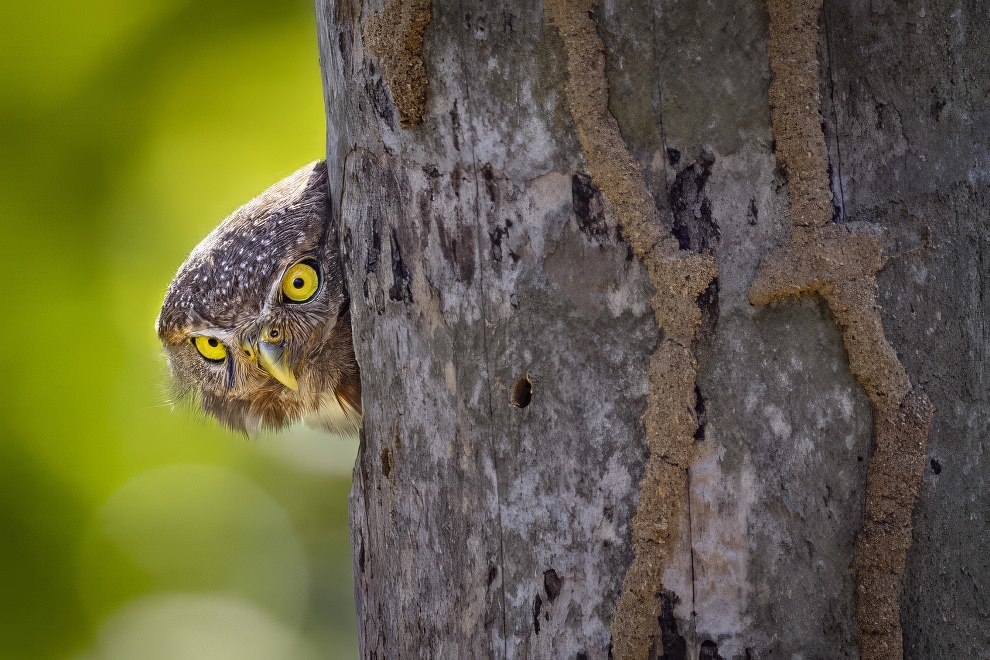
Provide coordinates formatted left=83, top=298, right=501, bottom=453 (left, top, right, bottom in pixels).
left=318, top=0, right=989, bottom=657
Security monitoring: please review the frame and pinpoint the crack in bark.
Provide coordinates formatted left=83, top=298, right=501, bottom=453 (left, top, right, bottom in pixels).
left=449, top=32, right=511, bottom=658
left=544, top=1, right=717, bottom=658
left=754, top=1, right=935, bottom=657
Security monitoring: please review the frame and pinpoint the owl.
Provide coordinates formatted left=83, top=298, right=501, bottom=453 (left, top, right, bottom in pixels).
left=156, top=161, right=361, bottom=435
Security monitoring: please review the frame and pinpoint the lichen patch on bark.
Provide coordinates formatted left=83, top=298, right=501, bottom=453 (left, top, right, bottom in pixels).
left=362, top=0, right=431, bottom=128
left=544, top=1, right=717, bottom=657
left=754, top=1, right=935, bottom=657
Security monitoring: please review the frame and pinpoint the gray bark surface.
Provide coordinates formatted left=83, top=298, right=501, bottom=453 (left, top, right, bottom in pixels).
left=317, top=0, right=989, bottom=657
left=822, top=4, right=990, bottom=657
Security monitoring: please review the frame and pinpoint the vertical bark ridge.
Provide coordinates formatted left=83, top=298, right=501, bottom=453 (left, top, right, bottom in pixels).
left=465, top=78, right=512, bottom=660
left=820, top=0, right=846, bottom=222
left=452, top=2, right=509, bottom=653
left=544, top=1, right=717, bottom=658
left=752, top=1, right=935, bottom=657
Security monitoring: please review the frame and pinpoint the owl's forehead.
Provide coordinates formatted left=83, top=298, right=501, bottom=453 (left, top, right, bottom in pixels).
left=158, top=161, right=329, bottom=341
left=160, top=207, right=325, bottom=337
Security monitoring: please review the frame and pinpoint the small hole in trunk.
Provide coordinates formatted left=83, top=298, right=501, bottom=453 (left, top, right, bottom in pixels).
left=510, top=376, right=532, bottom=408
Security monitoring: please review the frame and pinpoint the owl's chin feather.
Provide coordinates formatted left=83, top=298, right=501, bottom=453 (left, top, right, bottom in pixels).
left=216, top=378, right=361, bottom=438
left=302, top=392, right=362, bottom=437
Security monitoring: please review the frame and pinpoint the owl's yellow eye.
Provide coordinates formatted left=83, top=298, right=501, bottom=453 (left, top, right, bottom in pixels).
left=193, top=336, right=227, bottom=361
left=281, top=262, right=319, bottom=302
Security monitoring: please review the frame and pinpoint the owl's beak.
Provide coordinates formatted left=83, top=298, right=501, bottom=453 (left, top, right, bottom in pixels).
left=257, top=338, right=299, bottom=391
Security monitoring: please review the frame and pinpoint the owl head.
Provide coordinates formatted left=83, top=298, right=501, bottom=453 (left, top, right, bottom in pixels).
left=156, top=161, right=361, bottom=435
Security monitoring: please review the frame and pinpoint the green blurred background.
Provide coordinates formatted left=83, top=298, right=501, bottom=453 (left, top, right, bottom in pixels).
left=0, top=1, right=360, bottom=658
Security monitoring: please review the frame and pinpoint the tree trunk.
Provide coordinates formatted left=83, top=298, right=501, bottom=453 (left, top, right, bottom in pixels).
left=317, top=0, right=988, bottom=657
